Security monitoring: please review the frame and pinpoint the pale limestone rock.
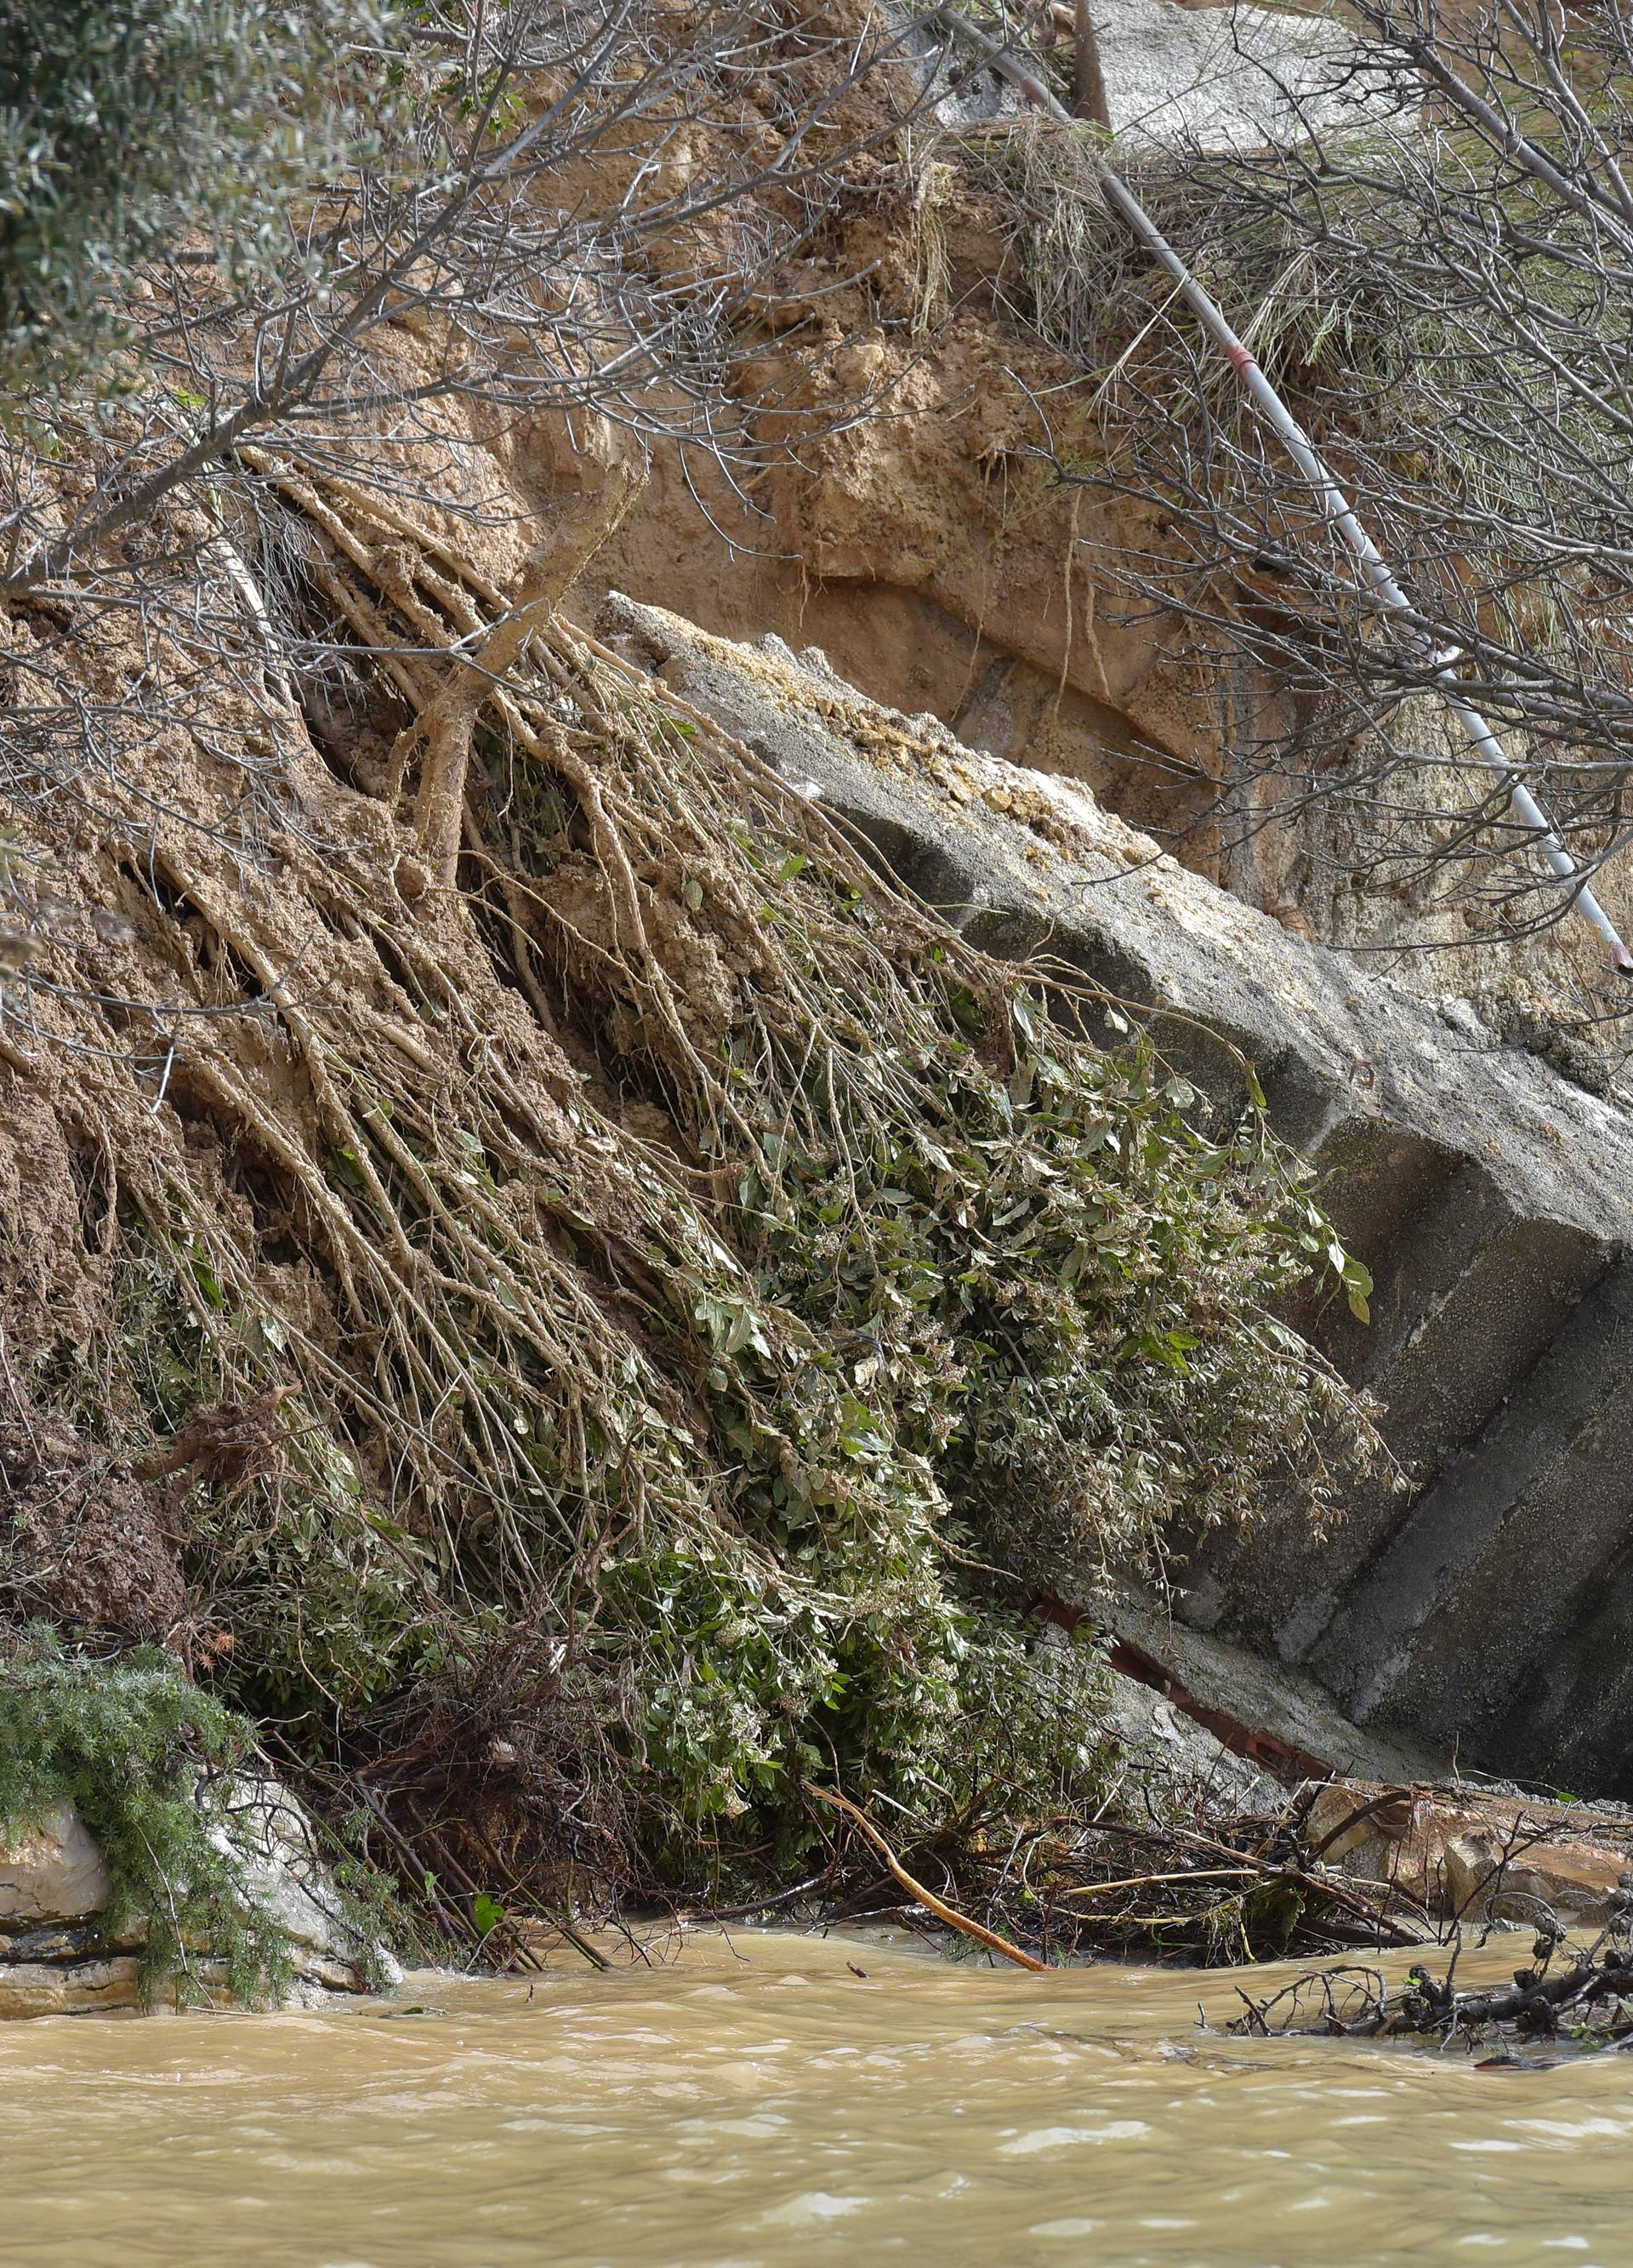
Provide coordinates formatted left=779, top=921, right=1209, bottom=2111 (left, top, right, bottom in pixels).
left=208, top=1776, right=402, bottom=1991
left=0, top=1803, right=111, bottom=1925
left=0, top=1957, right=141, bottom=2020
left=0, top=1781, right=398, bottom=2016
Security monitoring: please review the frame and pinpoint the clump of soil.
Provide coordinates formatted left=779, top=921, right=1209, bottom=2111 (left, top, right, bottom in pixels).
left=1, top=1421, right=186, bottom=1644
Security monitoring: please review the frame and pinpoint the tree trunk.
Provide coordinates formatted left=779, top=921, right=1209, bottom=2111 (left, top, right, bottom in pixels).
left=1073, top=0, right=1111, bottom=128
left=407, top=453, right=646, bottom=886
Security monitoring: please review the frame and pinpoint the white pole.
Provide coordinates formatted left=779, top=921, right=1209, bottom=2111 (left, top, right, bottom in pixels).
left=929, top=2, right=1633, bottom=972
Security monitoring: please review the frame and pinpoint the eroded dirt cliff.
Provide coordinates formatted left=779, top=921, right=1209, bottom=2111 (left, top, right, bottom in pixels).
left=572, top=4, right=1633, bottom=1056
left=8, top=0, right=1633, bottom=1973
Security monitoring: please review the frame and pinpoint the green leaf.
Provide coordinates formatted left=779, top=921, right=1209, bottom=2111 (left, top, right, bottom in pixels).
left=1342, top=1256, right=1374, bottom=1324
left=189, top=1257, right=225, bottom=1310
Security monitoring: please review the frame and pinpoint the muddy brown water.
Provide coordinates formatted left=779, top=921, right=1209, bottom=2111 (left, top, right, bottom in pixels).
left=3, top=1926, right=1630, bottom=2266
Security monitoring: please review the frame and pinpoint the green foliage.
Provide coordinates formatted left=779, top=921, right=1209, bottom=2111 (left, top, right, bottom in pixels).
left=192, top=1431, right=446, bottom=1718
left=576, top=981, right=1368, bottom=1876
left=0, top=0, right=395, bottom=396
left=0, top=1627, right=292, bottom=2003
left=0, top=0, right=1392, bottom=1946
left=90, top=994, right=1361, bottom=1900
left=743, top=1001, right=1366, bottom=1591
left=100, top=1241, right=442, bottom=1718
left=600, top=1541, right=1113, bottom=1880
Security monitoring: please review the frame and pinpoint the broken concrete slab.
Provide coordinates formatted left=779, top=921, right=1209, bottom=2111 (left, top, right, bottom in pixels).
left=1101, top=1661, right=1285, bottom=1816
left=1106, top=1592, right=1446, bottom=1789
left=892, top=0, right=1403, bottom=151
left=601, top=594, right=1633, bottom=1798
left=1072, top=0, right=1403, bottom=152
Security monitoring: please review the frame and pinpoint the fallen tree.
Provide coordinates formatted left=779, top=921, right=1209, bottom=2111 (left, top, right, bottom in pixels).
left=0, top=0, right=1387, bottom=1954
left=0, top=419, right=1390, bottom=1938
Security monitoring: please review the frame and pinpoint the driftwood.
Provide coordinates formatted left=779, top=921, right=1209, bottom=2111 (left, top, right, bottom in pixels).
left=1228, top=1879, right=1633, bottom=2051
left=805, top=1786, right=1048, bottom=1971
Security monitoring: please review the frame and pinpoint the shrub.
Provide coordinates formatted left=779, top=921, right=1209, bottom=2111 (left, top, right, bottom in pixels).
left=0, top=0, right=392, bottom=396
left=0, top=1626, right=292, bottom=2003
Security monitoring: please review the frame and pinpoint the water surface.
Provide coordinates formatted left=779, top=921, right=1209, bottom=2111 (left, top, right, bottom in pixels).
left=2, top=1926, right=1626, bottom=2266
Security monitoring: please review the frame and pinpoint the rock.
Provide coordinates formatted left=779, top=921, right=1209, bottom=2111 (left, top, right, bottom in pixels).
left=207, top=1776, right=402, bottom=1994
left=1307, top=1779, right=1633, bottom=1930
left=0, top=1921, right=115, bottom=1963
left=0, top=1804, right=111, bottom=1926
left=0, top=1949, right=351, bottom=2020
left=600, top=592, right=1633, bottom=1798
left=0, top=1781, right=397, bottom=2017
left=0, top=1957, right=143, bottom=2020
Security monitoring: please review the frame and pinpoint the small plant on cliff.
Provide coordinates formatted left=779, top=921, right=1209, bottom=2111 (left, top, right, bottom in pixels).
left=0, top=1627, right=292, bottom=2004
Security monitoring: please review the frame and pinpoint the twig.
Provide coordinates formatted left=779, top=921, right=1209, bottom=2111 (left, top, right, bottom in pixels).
left=805, top=1785, right=1048, bottom=1972
left=1058, top=1866, right=1258, bottom=1900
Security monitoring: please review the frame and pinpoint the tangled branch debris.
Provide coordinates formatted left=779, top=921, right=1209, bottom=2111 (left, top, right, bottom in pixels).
left=1229, top=1889, right=1633, bottom=2053
left=697, top=1760, right=1431, bottom=1967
